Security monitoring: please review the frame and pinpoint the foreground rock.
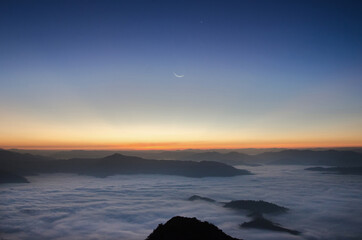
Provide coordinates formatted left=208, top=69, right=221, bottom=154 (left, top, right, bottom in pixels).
left=146, top=216, right=241, bottom=240
left=188, top=195, right=216, bottom=202
left=224, top=200, right=288, bottom=215
left=0, top=170, right=29, bottom=184
left=241, top=215, right=300, bottom=235
left=305, top=166, right=362, bottom=176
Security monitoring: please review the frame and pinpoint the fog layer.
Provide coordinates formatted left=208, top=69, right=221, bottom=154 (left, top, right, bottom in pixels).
left=1, top=166, right=362, bottom=240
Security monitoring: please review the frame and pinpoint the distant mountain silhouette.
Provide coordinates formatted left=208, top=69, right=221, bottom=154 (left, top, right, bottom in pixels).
left=12, top=147, right=362, bottom=159
left=0, top=150, right=251, bottom=178
left=241, top=214, right=300, bottom=235
left=178, top=150, right=362, bottom=167
left=224, top=200, right=288, bottom=215
left=11, top=149, right=202, bottom=160
left=305, top=166, right=362, bottom=175
left=9, top=149, right=362, bottom=167
left=0, top=169, right=29, bottom=184
left=146, top=216, right=242, bottom=240
left=0, top=149, right=54, bottom=176
left=188, top=195, right=216, bottom=202
left=255, top=150, right=362, bottom=166
left=182, top=151, right=259, bottom=166
left=80, top=153, right=252, bottom=178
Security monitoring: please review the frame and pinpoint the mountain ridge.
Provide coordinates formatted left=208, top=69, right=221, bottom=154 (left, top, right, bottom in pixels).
left=0, top=149, right=251, bottom=178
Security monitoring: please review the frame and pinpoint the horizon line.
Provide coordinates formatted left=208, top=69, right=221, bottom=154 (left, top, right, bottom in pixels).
left=2, top=146, right=362, bottom=151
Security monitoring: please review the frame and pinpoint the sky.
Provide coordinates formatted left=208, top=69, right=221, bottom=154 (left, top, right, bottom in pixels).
left=0, top=0, right=361, bottom=150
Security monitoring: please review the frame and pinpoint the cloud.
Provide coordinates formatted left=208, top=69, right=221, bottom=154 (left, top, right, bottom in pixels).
left=0, top=167, right=362, bottom=240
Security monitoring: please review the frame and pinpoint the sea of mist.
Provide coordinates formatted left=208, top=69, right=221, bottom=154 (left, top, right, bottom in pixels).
left=1, top=165, right=362, bottom=240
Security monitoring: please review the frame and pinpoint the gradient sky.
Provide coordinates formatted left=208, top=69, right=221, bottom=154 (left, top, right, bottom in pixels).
left=1, top=0, right=362, bottom=149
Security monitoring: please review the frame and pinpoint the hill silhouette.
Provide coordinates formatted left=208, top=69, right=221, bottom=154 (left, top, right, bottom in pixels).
left=146, top=216, right=241, bottom=240
left=9, top=149, right=362, bottom=167
left=179, top=149, right=362, bottom=166
left=241, top=214, right=300, bottom=235
left=0, top=150, right=251, bottom=178
left=188, top=195, right=216, bottom=202
left=0, top=169, right=29, bottom=184
left=224, top=200, right=288, bottom=215
left=183, top=151, right=258, bottom=166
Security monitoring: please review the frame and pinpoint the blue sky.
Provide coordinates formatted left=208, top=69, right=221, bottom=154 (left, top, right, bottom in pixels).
left=0, top=0, right=361, bottom=149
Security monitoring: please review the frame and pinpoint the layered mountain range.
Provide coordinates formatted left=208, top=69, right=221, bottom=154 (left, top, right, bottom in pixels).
left=0, top=149, right=250, bottom=181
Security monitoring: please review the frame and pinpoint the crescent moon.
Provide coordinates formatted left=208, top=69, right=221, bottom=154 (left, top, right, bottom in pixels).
left=173, top=72, right=184, bottom=78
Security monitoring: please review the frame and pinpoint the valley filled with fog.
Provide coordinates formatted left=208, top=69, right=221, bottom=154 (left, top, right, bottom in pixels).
left=1, top=165, right=362, bottom=240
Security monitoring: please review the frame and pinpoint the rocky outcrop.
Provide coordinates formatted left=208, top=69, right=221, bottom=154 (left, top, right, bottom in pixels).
left=146, top=216, right=242, bottom=240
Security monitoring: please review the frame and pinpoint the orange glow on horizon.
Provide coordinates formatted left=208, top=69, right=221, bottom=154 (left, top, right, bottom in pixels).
left=1, top=140, right=361, bottom=151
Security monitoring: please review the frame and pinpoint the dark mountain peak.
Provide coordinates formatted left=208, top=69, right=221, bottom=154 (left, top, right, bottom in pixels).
left=0, top=149, right=251, bottom=178
left=241, top=215, right=300, bottom=235
left=198, top=160, right=230, bottom=166
left=188, top=195, right=216, bottom=203
left=0, top=149, right=50, bottom=161
left=102, top=153, right=145, bottom=162
left=184, top=151, right=256, bottom=166
left=104, top=153, right=126, bottom=158
left=146, top=216, right=242, bottom=240
left=224, top=200, right=288, bottom=215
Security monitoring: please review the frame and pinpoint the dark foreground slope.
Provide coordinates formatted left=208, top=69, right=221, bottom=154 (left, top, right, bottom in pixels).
left=0, top=150, right=251, bottom=178
left=146, top=216, right=241, bottom=240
